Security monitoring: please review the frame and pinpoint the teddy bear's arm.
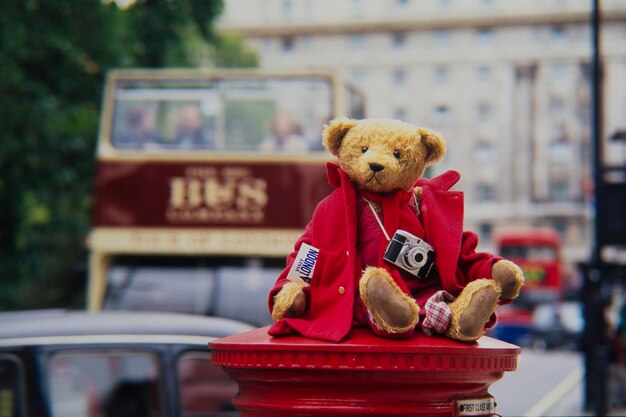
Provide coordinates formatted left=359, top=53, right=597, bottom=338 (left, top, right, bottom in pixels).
left=268, top=223, right=315, bottom=318
left=457, top=231, right=502, bottom=288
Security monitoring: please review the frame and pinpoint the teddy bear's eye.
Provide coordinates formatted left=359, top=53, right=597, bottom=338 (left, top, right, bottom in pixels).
left=361, top=146, right=368, bottom=153
left=393, top=150, right=401, bottom=159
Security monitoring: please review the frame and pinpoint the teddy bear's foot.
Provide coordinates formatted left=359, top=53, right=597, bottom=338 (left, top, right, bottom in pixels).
left=359, top=267, right=420, bottom=334
left=446, top=279, right=499, bottom=342
left=491, top=260, right=524, bottom=301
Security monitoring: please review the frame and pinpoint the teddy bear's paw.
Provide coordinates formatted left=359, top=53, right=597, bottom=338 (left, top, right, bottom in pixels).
left=359, top=267, right=420, bottom=334
left=271, top=281, right=308, bottom=321
left=491, top=260, right=525, bottom=302
left=446, top=279, right=500, bottom=342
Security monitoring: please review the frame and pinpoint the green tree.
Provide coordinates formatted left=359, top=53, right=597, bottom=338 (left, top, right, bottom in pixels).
left=208, top=33, right=259, bottom=68
left=121, top=0, right=224, bottom=67
left=0, top=0, right=229, bottom=311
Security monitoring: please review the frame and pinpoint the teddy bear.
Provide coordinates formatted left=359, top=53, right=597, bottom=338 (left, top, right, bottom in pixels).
left=267, top=118, right=524, bottom=343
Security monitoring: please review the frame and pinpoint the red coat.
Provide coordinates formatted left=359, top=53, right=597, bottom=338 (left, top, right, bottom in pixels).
left=268, top=163, right=499, bottom=342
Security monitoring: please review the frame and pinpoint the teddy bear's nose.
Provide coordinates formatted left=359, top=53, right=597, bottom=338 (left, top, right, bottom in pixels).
left=369, top=162, right=385, bottom=172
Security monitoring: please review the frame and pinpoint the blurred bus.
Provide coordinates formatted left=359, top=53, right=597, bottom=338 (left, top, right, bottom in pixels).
left=490, top=228, right=566, bottom=346
left=87, top=69, right=365, bottom=325
left=495, top=228, right=563, bottom=305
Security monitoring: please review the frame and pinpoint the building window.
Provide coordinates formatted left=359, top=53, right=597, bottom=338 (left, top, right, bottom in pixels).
left=393, top=68, right=406, bottom=86
left=549, top=180, right=569, bottom=201
left=435, top=66, right=449, bottom=84
left=532, top=26, right=543, bottom=44
left=551, top=25, right=567, bottom=43
left=351, top=68, right=367, bottom=86
left=433, top=105, right=451, bottom=125
left=476, top=183, right=495, bottom=201
left=394, top=108, right=407, bottom=121
left=473, top=142, right=496, bottom=165
left=434, top=30, right=450, bottom=47
left=549, top=139, right=573, bottom=163
left=350, top=33, right=366, bottom=52
left=282, top=0, right=293, bottom=16
left=281, top=37, right=295, bottom=53
left=477, top=103, right=492, bottom=122
left=477, top=66, right=492, bottom=82
left=476, top=28, right=494, bottom=46
left=481, top=0, right=494, bottom=5
left=439, top=0, right=452, bottom=6
left=478, top=223, right=493, bottom=243
left=396, top=0, right=410, bottom=7
left=550, top=62, right=568, bottom=79
left=392, top=32, right=407, bottom=49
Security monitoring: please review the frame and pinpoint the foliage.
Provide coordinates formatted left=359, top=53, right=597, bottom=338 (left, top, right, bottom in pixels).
left=208, top=33, right=259, bottom=68
left=0, top=0, right=249, bottom=311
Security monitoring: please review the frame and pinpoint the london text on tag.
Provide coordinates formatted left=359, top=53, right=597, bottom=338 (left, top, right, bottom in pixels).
left=286, top=243, right=319, bottom=284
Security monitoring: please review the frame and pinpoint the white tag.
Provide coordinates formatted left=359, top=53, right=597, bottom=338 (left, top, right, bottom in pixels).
left=286, top=243, right=319, bottom=284
left=457, top=397, right=496, bottom=416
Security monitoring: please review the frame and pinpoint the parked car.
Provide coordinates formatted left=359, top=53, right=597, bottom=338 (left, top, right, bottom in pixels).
left=0, top=310, right=254, bottom=417
left=531, top=301, right=584, bottom=351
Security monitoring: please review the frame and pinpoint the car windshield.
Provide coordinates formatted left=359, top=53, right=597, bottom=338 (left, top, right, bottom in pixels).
left=178, top=351, right=238, bottom=416
left=47, top=351, right=161, bottom=417
left=0, top=355, right=23, bottom=417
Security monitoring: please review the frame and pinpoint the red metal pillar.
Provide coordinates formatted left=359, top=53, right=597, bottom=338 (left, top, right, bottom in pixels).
left=211, top=327, right=520, bottom=417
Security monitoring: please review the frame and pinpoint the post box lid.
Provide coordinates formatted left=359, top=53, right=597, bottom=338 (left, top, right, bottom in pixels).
left=210, top=326, right=520, bottom=372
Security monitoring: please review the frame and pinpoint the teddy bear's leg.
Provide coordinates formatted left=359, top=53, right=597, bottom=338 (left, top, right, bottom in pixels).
left=491, top=260, right=525, bottom=301
left=446, top=279, right=500, bottom=342
left=359, top=267, right=420, bottom=335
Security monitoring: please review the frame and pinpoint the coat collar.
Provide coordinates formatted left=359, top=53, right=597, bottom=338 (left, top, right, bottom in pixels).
left=328, top=161, right=461, bottom=194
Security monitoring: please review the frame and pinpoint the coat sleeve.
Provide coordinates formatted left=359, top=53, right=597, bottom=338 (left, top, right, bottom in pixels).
left=457, top=231, right=502, bottom=284
left=267, top=221, right=314, bottom=313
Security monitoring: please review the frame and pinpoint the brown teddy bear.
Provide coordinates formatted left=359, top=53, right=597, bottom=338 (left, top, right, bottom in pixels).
left=267, top=118, right=524, bottom=342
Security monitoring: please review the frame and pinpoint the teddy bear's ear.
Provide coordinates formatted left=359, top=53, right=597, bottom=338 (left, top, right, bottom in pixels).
left=322, top=118, right=358, bottom=156
left=418, top=127, right=446, bottom=165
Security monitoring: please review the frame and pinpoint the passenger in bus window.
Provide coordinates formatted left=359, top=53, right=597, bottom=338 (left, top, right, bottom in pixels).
left=115, top=107, right=161, bottom=149
left=173, top=105, right=214, bottom=150
left=259, top=111, right=309, bottom=152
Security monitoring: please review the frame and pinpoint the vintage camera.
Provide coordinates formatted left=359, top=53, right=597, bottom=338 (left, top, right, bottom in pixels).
left=383, top=230, right=435, bottom=280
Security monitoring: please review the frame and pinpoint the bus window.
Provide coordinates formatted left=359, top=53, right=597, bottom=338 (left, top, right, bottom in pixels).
left=177, top=352, right=237, bottom=416
left=221, top=78, right=332, bottom=152
left=346, top=84, right=365, bottom=119
left=48, top=351, right=161, bottom=417
left=112, top=82, right=219, bottom=151
left=0, top=355, right=24, bottom=417
left=500, top=245, right=556, bottom=262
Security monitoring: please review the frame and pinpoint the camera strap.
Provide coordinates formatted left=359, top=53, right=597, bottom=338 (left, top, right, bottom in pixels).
left=364, top=192, right=420, bottom=242
left=365, top=199, right=391, bottom=241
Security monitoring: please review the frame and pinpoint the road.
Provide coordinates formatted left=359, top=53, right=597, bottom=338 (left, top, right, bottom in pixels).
left=490, top=348, right=586, bottom=416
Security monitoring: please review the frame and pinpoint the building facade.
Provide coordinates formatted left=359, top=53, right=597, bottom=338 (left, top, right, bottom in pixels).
left=217, top=0, right=626, bottom=262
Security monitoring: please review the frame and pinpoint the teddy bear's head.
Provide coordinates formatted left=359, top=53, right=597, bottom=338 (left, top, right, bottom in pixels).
left=322, top=118, right=446, bottom=193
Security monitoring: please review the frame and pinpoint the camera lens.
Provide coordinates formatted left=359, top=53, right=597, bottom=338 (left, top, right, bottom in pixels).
left=404, top=247, right=427, bottom=268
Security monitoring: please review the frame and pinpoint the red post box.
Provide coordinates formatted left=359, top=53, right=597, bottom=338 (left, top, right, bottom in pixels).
left=211, top=327, right=520, bottom=417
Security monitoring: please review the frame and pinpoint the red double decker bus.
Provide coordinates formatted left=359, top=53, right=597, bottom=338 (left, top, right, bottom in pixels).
left=87, top=69, right=365, bottom=324
left=495, top=228, right=563, bottom=304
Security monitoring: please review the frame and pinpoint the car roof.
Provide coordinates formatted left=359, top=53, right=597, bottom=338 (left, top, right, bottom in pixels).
left=0, top=310, right=255, bottom=343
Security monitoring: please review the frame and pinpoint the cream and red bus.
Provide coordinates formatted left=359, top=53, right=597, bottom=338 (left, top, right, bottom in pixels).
left=87, top=69, right=365, bottom=325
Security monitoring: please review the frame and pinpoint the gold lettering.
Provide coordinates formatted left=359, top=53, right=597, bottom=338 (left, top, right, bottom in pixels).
left=169, top=178, right=186, bottom=208
left=188, top=179, right=203, bottom=208
left=237, top=178, right=268, bottom=210
left=204, top=178, right=237, bottom=208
